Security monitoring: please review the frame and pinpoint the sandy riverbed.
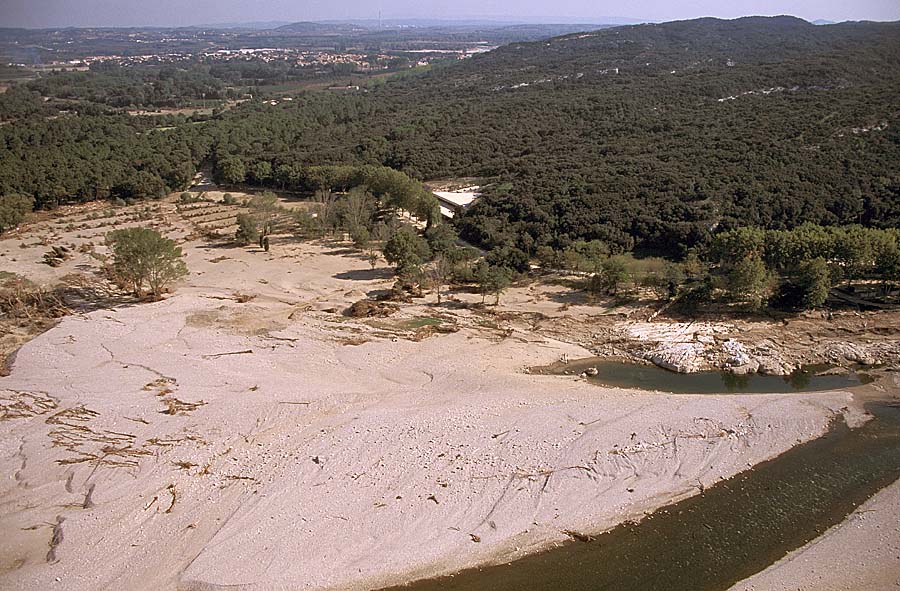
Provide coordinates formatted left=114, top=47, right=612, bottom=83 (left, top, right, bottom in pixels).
left=0, top=199, right=895, bottom=590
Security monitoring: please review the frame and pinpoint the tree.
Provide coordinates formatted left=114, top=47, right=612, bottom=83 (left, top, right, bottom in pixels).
left=342, top=187, right=375, bottom=234
left=115, top=170, right=167, bottom=200
left=313, top=190, right=339, bottom=236
left=486, top=245, right=530, bottom=274
left=588, top=256, right=629, bottom=296
left=217, top=156, right=246, bottom=185
left=350, top=225, right=371, bottom=250
left=795, top=257, right=831, bottom=309
left=429, top=253, right=455, bottom=304
left=383, top=226, right=430, bottom=278
left=235, top=214, right=259, bottom=245
left=474, top=261, right=512, bottom=305
left=726, top=255, right=772, bottom=309
left=107, top=227, right=187, bottom=299
left=0, top=193, right=34, bottom=234
left=875, top=240, right=900, bottom=288
left=248, top=160, right=273, bottom=185
left=425, top=223, right=458, bottom=258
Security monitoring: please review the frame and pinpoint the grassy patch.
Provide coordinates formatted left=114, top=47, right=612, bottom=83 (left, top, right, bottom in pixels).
left=398, top=317, right=443, bottom=330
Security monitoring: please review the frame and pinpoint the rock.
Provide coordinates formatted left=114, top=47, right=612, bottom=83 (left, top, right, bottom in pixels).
left=726, top=360, right=760, bottom=375
left=822, top=343, right=878, bottom=366
left=585, top=367, right=599, bottom=376
left=757, top=356, right=793, bottom=376
left=646, top=342, right=706, bottom=373
left=722, top=339, right=752, bottom=367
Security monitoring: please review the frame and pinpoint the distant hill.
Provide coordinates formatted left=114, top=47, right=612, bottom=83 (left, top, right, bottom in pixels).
left=439, top=15, right=900, bottom=83
left=213, top=15, right=900, bottom=254
left=274, top=21, right=367, bottom=35
left=194, top=21, right=293, bottom=30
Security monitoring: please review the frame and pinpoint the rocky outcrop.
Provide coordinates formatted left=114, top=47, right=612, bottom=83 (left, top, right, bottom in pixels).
left=646, top=342, right=706, bottom=373
left=821, top=343, right=880, bottom=366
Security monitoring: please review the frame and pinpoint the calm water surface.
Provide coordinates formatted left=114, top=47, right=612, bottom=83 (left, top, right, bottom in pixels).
left=541, top=359, right=869, bottom=394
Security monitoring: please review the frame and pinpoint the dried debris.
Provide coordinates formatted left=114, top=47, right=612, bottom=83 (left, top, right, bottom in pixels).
left=0, top=390, right=58, bottom=420
left=346, top=299, right=399, bottom=318
left=42, top=245, right=72, bottom=267
left=161, top=397, right=206, bottom=415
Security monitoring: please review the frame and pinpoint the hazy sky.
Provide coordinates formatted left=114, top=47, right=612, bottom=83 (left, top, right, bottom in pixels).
left=2, top=0, right=899, bottom=28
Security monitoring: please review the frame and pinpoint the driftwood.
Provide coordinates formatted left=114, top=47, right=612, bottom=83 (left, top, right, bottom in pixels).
left=202, top=349, right=253, bottom=359
left=165, top=484, right=177, bottom=513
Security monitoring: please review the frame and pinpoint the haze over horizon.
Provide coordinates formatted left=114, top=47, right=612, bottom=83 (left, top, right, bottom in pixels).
left=1, top=0, right=899, bottom=29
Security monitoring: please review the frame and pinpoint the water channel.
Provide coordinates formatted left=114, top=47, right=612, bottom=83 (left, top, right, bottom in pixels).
left=379, top=367, right=898, bottom=591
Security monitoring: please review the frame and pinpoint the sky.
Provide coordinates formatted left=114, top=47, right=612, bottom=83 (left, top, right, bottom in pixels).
left=2, top=0, right=899, bottom=28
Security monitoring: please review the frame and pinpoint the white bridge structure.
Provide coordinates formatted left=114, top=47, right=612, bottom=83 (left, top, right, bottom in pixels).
left=433, top=188, right=481, bottom=219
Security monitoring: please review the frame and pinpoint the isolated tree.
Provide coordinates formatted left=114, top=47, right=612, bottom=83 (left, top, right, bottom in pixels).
left=235, top=214, right=259, bottom=245
left=429, top=253, right=455, bottom=304
left=107, top=228, right=187, bottom=299
left=0, top=193, right=34, bottom=234
left=383, top=226, right=431, bottom=278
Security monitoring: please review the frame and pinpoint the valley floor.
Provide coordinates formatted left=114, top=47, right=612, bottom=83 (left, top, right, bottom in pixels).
left=0, top=197, right=897, bottom=590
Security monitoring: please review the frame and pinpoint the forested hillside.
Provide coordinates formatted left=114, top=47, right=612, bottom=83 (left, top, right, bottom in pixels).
left=2, top=16, right=898, bottom=259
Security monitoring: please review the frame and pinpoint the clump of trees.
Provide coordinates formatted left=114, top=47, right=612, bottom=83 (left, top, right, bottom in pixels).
left=106, top=228, right=188, bottom=299
left=215, top=160, right=439, bottom=228
left=379, top=221, right=516, bottom=305
left=708, top=224, right=900, bottom=310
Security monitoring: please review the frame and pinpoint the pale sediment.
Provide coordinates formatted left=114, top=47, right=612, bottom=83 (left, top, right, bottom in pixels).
left=0, top=293, right=856, bottom=591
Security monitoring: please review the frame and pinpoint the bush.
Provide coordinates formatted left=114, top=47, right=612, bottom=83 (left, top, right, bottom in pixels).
left=235, top=214, right=259, bottom=245
left=106, top=228, right=187, bottom=299
left=350, top=225, right=371, bottom=250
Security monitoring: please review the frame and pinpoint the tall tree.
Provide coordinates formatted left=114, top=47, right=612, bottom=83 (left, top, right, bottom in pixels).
left=106, top=228, right=188, bottom=299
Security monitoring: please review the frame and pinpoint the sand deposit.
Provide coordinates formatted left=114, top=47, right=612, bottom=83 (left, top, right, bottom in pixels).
left=0, top=198, right=896, bottom=590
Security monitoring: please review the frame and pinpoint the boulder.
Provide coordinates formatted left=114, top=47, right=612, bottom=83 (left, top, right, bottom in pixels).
left=646, top=342, right=705, bottom=373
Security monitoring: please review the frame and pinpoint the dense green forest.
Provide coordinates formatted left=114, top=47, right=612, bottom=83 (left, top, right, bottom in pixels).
left=25, top=65, right=235, bottom=109
left=1, top=16, right=898, bottom=266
